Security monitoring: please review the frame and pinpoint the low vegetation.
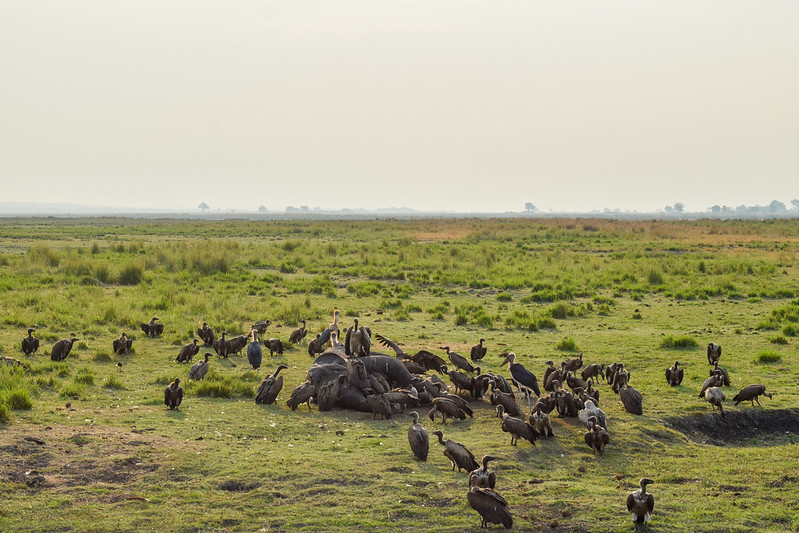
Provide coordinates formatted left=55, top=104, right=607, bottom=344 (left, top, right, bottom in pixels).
left=1, top=217, right=798, bottom=532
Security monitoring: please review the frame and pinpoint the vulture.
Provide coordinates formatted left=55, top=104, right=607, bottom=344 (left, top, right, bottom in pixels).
left=432, top=430, right=479, bottom=472
left=443, top=346, right=479, bottom=374
left=699, top=371, right=724, bottom=398
left=500, top=352, right=540, bottom=409
left=584, top=416, right=609, bottom=455
left=113, top=332, right=133, bottom=355
left=197, top=322, right=215, bottom=346
left=436, top=389, right=473, bottom=418
left=489, top=380, right=521, bottom=417
left=51, top=336, right=79, bottom=362
left=554, top=385, right=580, bottom=418
left=710, top=361, right=730, bottom=387
left=428, top=397, right=468, bottom=425
left=606, top=362, right=630, bottom=388
left=470, top=373, right=493, bottom=400
left=214, top=332, right=230, bottom=358
left=289, top=320, right=307, bottom=344
left=176, top=339, right=200, bottom=363
left=528, top=403, right=554, bottom=438
left=704, top=386, right=726, bottom=417
left=188, top=353, right=212, bottom=381
left=247, top=331, right=263, bottom=375
left=468, top=455, right=496, bottom=489
left=626, top=478, right=655, bottom=525
left=581, top=363, right=604, bottom=382
left=496, top=404, right=538, bottom=446
left=252, top=319, right=271, bottom=335
left=308, top=334, right=324, bottom=357
left=585, top=380, right=600, bottom=406
left=733, top=384, right=772, bottom=407
left=286, top=381, right=316, bottom=411
left=467, top=487, right=513, bottom=530
left=620, top=384, right=643, bottom=415
left=345, top=319, right=372, bottom=357
left=383, top=388, right=420, bottom=413
left=22, top=328, right=40, bottom=355
left=366, top=393, right=393, bottom=419
left=226, top=335, right=248, bottom=356
left=254, top=364, right=288, bottom=405
left=346, top=358, right=371, bottom=391
left=164, top=378, right=183, bottom=409
left=611, top=364, right=630, bottom=394
left=373, top=334, right=444, bottom=374
left=447, top=369, right=475, bottom=397
left=542, top=361, right=559, bottom=392
left=407, top=411, right=429, bottom=461
left=266, top=338, right=284, bottom=356
left=315, top=374, right=344, bottom=411
left=563, top=352, right=584, bottom=372
left=707, top=342, right=722, bottom=365
left=566, top=371, right=588, bottom=392
left=579, top=399, right=607, bottom=430
left=470, top=338, right=487, bottom=361
left=665, top=361, right=683, bottom=386
left=141, top=317, right=163, bottom=338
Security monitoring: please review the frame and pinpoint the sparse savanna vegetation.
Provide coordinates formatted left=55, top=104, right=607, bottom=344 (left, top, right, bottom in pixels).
left=1, top=217, right=799, bottom=532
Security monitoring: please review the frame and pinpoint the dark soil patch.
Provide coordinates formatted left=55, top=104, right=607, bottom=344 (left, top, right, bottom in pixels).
left=665, top=408, right=799, bottom=446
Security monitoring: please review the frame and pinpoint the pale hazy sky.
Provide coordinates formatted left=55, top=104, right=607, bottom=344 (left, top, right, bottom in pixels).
left=1, top=2, right=798, bottom=213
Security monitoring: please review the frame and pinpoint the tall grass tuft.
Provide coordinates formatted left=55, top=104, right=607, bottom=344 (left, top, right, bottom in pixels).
left=118, top=263, right=144, bottom=285
left=556, top=337, right=578, bottom=351
left=754, top=351, right=782, bottom=364
left=60, top=382, right=86, bottom=399
left=103, top=375, right=126, bottom=390
left=660, top=335, right=698, bottom=349
left=3, top=388, right=33, bottom=410
left=0, top=402, right=9, bottom=423
left=190, top=376, right=253, bottom=398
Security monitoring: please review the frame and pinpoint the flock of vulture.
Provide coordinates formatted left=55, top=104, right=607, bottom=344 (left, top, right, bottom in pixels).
left=13, top=311, right=776, bottom=529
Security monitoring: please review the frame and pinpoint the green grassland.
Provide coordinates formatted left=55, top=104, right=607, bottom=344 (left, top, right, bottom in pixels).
left=1, top=217, right=798, bottom=532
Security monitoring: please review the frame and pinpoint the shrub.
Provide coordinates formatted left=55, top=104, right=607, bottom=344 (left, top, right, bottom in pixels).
left=769, top=336, right=788, bottom=345
left=646, top=268, right=664, bottom=285
left=0, top=402, right=9, bottom=423
left=103, top=375, right=126, bottom=390
left=496, top=292, right=512, bottom=302
left=754, top=351, right=781, bottom=364
left=660, top=335, right=698, bottom=349
left=548, top=302, right=575, bottom=319
left=556, top=337, right=577, bottom=351
left=783, top=324, right=797, bottom=337
left=118, top=263, right=143, bottom=285
left=3, top=388, right=33, bottom=410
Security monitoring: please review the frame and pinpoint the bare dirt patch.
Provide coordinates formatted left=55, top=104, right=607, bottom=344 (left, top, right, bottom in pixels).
left=665, top=408, right=799, bottom=446
left=0, top=424, right=177, bottom=493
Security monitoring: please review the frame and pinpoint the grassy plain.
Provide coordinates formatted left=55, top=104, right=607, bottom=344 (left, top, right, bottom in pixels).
left=1, top=217, right=798, bottom=532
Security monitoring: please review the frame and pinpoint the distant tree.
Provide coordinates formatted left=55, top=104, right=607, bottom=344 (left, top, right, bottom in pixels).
left=664, top=205, right=673, bottom=213
left=300, top=205, right=309, bottom=212
left=673, top=202, right=684, bottom=213
left=735, top=205, right=747, bottom=213
left=285, top=206, right=300, bottom=213
left=524, top=202, right=538, bottom=212
left=710, top=205, right=721, bottom=214
left=769, top=200, right=786, bottom=214
left=792, top=199, right=799, bottom=211
left=258, top=205, right=267, bottom=213
left=198, top=202, right=210, bottom=212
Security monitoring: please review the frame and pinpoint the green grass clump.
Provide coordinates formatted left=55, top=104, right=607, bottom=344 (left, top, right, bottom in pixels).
left=102, top=374, right=125, bottom=390
left=92, top=352, right=113, bottom=363
left=496, top=292, right=512, bottom=302
left=755, top=350, right=782, bottom=364
left=118, top=263, right=144, bottom=285
left=2, top=388, right=33, bottom=410
left=556, top=337, right=578, bottom=351
left=783, top=324, right=797, bottom=337
left=60, top=382, right=86, bottom=399
left=0, top=402, right=10, bottom=423
left=189, top=376, right=253, bottom=398
left=660, top=335, right=698, bottom=349
left=769, top=335, right=788, bottom=345
left=74, top=368, right=95, bottom=386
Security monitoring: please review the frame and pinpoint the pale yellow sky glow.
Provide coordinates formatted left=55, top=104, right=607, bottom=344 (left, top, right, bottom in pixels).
left=1, top=2, right=797, bottom=213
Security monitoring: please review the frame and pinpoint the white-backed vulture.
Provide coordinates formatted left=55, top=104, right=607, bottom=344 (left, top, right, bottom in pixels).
left=733, top=384, right=772, bottom=407
left=496, top=404, right=538, bottom=446
left=467, top=488, right=512, bottom=529
left=286, top=381, right=316, bottom=411
left=197, top=322, right=215, bottom=346
left=620, top=384, right=643, bottom=415
left=22, top=328, right=40, bottom=355
left=627, top=478, right=655, bottom=525
left=468, top=455, right=496, bottom=489
left=289, top=320, right=307, bottom=344
left=164, top=378, right=183, bottom=409
left=112, top=332, right=132, bottom=355
left=584, top=416, right=609, bottom=455
left=176, top=339, right=200, bottom=363
left=255, top=364, right=288, bottom=405
left=665, top=360, right=683, bottom=386
left=51, top=336, right=78, bottom=362
left=432, top=430, right=479, bottom=472
left=707, top=342, right=722, bottom=365
left=470, top=338, right=487, bottom=361
left=704, top=386, right=726, bottom=417
left=444, top=346, right=479, bottom=374
left=188, top=353, right=212, bottom=381
left=563, top=351, right=583, bottom=372
left=579, top=399, right=607, bottom=430
left=407, top=411, right=429, bottom=461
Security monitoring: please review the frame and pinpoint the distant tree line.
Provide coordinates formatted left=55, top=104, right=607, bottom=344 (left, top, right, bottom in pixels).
left=706, top=199, right=799, bottom=215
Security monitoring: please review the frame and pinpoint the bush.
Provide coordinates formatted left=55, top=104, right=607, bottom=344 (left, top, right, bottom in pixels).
left=646, top=268, right=664, bottom=285
left=769, top=335, right=788, bottom=345
left=118, top=263, right=143, bottom=285
left=0, top=402, right=9, bottom=423
left=3, top=388, right=33, bottom=410
left=103, top=375, right=126, bottom=390
left=660, top=335, right=698, bottom=349
left=548, top=302, right=575, bottom=319
left=556, top=337, right=577, bottom=351
left=754, top=351, right=781, bottom=364
left=783, top=324, right=797, bottom=337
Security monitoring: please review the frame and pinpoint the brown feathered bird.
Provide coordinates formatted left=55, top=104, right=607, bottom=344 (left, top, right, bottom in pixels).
left=176, top=339, right=200, bottom=363
left=22, top=328, right=40, bottom=355
left=707, top=342, right=722, bottom=365
left=470, top=338, right=487, bottom=361
left=704, top=386, right=726, bottom=417
left=141, top=317, right=163, bottom=338
left=407, top=411, right=429, bottom=461
left=428, top=397, right=468, bottom=425
left=733, top=384, right=773, bottom=407
left=496, top=404, right=538, bottom=446
left=286, top=381, right=316, bottom=411
left=164, top=378, right=183, bottom=409
left=255, top=364, right=289, bottom=405
left=113, top=332, right=133, bottom=355
left=467, top=487, right=513, bottom=529
left=468, top=455, right=496, bottom=489
left=620, top=384, right=643, bottom=415
left=51, top=336, right=78, bottom=362
left=432, top=430, right=479, bottom=472
left=197, top=322, right=215, bottom=346
left=665, top=360, right=683, bottom=386
left=289, top=320, right=307, bottom=344
left=317, top=375, right=344, bottom=412
left=584, top=416, right=609, bottom=455
left=627, top=478, right=655, bottom=525
left=188, top=353, right=212, bottom=381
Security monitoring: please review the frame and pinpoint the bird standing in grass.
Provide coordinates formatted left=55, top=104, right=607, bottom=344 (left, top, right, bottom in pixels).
left=627, top=477, right=655, bottom=527
left=247, top=330, right=263, bottom=376
left=22, top=328, right=39, bottom=355
left=164, top=378, right=183, bottom=410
